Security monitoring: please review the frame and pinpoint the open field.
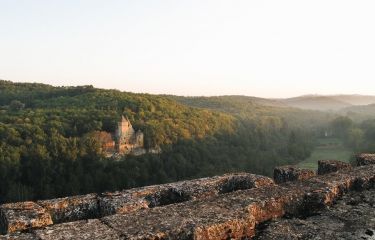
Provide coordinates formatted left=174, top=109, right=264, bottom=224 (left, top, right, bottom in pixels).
left=297, top=138, right=354, bottom=170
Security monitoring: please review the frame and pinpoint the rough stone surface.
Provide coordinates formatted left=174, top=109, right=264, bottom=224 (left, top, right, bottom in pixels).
left=0, top=163, right=374, bottom=239
left=357, top=153, right=375, bottom=166
left=99, top=173, right=274, bottom=216
left=274, top=165, right=316, bottom=184
left=0, top=202, right=52, bottom=234
left=98, top=185, right=163, bottom=216
left=34, top=219, right=121, bottom=240
left=318, top=159, right=352, bottom=175
left=299, top=165, right=375, bottom=213
left=101, top=186, right=284, bottom=240
left=0, top=233, right=38, bottom=240
left=255, top=189, right=375, bottom=240
left=102, top=165, right=375, bottom=239
left=37, top=194, right=99, bottom=224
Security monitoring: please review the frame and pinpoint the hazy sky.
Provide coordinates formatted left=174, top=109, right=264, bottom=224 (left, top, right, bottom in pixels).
left=1, top=1, right=375, bottom=97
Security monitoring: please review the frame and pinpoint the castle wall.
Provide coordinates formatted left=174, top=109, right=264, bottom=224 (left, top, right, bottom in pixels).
left=92, top=131, right=116, bottom=153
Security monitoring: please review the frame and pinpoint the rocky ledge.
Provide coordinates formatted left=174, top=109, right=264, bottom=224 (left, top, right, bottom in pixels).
left=0, top=173, right=273, bottom=235
left=0, top=154, right=374, bottom=239
left=255, top=189, right=375, bottom=240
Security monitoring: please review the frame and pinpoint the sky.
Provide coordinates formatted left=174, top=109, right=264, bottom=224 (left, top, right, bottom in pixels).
left=1, top=0, right=375, bottom=98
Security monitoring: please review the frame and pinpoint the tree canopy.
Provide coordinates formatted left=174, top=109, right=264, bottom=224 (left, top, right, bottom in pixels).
left=0, top=80, right=360, bottom=203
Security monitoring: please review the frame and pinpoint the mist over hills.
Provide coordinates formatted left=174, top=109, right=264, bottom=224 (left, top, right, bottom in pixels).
left=278, top=94, right=375, bottom=111
left=329, top=94, right=375, bottom=106
left=167, top=94, right=375, bottom=125
left=2, top=79, right=374, bottom=112
left=169, top=93, right=375, bottom=113
left=280, top=95, right=351, bottom=111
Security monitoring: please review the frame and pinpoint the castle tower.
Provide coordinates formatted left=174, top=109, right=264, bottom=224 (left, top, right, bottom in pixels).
left=135, top=130, right=144, bottom=147
left=114, top=115, right=145, bottom=154
left=116, top=116, right=132, bottom=139
left=115, top=116, right=135, bottom=153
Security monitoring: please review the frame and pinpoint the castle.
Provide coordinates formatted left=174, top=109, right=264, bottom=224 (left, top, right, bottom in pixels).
left=95, top=116, right=145, bottom=156
left=115, top=116, right=144, bottom=154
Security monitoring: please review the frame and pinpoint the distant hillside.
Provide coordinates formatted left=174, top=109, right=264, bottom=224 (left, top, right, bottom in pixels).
left=280, top=95, right=352, bottom=111
left=279, top=94, right=375, bottom=111
left=330, top=95, right=375, bottom=106
left=340, top=104, right=375, bottom=122
left=166, top=95, right=286, bottom=114
left=168, top=95, right=334, bottom=129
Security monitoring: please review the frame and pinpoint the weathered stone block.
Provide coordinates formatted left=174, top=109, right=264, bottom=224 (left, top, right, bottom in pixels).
left=102, top=193, right=258, bottom=240
left=302, top=165, right=375, bottom=212
left=0, top=202, right=52, bottom=234
left=0, top=165, right=373, bottom=238
left=99, top=173, right=274, bottom=216
left=146, top=173, right=274, bottom=207
left=318, top=160, right=352, bottom=175
left=34, top=219, right=121, bottom=240
left=101, top=183, right=307, bottom=240
left=0, top=233, right=38, bottom=240
left=273, top=165, right=316, bottom=184
left=357, top=153, right=375, bottom=166
left=101, top=165, right=375, bottom=239
left=352, top=165, right=375, bottom=190
left=37, top=194, right=99, bottom=224
left=255, top=190, right=375, bottom=240
left=99, top=185, right=165, bottom=216
left=218, top=173, right=275, bottom=193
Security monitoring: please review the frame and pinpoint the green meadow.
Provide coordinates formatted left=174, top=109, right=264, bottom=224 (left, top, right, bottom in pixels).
left=297, top=138, right=354, bottom=170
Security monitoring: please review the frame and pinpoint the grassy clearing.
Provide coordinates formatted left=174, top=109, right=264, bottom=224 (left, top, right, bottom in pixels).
left=297, top=138, right=354, bottom=170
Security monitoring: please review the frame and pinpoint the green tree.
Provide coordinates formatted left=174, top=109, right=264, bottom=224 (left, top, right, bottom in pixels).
left=346, top=127, right=364, bottom=151
left=331, top=116, right=353, bottom=138
left=9, top=100, right=25, bottom=111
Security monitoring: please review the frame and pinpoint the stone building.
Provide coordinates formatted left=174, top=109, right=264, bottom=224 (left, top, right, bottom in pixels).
left=95, top=116, right=145, bottom=156
left=115, top=116, right=144, bottom=154
left=93, top=131, right=116, bottom=153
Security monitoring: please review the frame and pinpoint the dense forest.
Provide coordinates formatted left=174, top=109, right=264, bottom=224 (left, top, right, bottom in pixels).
left=0, top=80, right=373, bottom=203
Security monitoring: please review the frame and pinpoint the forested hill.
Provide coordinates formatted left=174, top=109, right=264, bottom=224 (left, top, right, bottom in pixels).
left=0, top=80, right=234, bottom=147
left=0, top=80, right=326, bottom=204
left=278, top=94, right=375, bottom=112
left=167, top=95, right=333, bottom=129
left=166, top=95, right=288, bottom=113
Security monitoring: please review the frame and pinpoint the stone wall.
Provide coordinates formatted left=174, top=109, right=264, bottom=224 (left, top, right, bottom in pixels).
left=0, top=154, right=374, bottom=239
left=357, top=153, right=375, bottom=166
left=317, top=159, right=352, bottom=175
left=255, top=189, right=375, bottom=239
left=0, top=173, right=273, bottom=235
left=273, top=165, right=316, bottom=183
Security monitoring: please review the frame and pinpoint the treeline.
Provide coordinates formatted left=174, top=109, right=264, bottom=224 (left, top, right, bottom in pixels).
left=168, top=95, right=334, bottom=130
left=0, top=80, right=316, bottom=203
left=0, top=80, right=235, bottom=147
left=328, top=116, right=375, bottom=152
left=0, top=115, right=313, bottom=203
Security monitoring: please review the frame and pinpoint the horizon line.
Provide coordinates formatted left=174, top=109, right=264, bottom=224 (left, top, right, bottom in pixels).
left=2, top=78, right=375, bottom=99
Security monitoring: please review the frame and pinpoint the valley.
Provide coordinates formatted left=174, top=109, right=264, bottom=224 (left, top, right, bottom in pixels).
left=297, top=138, right=353, bottom=170
left=0, top=80, right=374, bottom=205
